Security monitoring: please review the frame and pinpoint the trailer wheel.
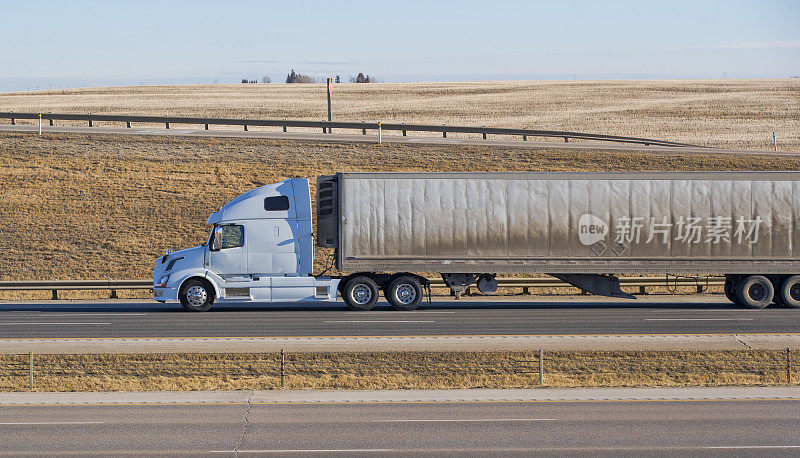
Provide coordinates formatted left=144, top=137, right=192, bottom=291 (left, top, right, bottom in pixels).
left=343, top=276, right=379, bottom=311
left=723, top=277, right=738, bottom=304
left=778, top=275, right=800, bottom=309
left=735, top=275, right=774, bottom=309
left=386, top=276, right=423, bottom=311
left=179, top=279, right=214, bottom=312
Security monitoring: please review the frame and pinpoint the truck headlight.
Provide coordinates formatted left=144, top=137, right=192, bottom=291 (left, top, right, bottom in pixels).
left=156, top=274, right=170, bottom=287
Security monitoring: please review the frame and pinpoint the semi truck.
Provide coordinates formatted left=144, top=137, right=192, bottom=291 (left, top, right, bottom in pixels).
left=154, top=172, right=800, bottom=312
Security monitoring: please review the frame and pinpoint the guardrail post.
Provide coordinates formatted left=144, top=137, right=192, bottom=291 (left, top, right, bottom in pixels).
left=283, top=125, right=287, bottom=132
left=362, top=128, right=366, bottom=135
left=126, top=121, right=131, bottom=128
left=205, top=124, right=209, bottom=130
left=539, top=349, right=544, bottom=386
left=10, top=118, right=14, bottom=125
left=49, top=119, right=54, bottom=126
left=280, top=349, right=285, bottom=388
left=639, top=286, right=646, bottom=295
left=523, top=135, right=527, bottom=141
left=165, top=122, right=169, bottom=129
left=523, top=286, right=530, bottom=295
left=443, top=131, right=447, bottom=138
left=564, top=137, right=569, bottom=143
left=110, top=289, right=118, bottom=299
left=51, top=289, right=58, bottom=300
left=402, top=130, right=406, bottom=136
left=323, top=127, right=327, bottom=133
left=244, top=125, right=248, bottom=131
left=788, top=348, right=792, bottom=385
left=29, top=351, right=34, bottom=391
left=88, top=120, right=92, bottom=127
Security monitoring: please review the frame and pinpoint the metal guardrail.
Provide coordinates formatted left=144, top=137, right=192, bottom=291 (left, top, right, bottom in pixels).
left=0, top=276, right=724, bottom=299
left=0, top=112, right=702, bottom=148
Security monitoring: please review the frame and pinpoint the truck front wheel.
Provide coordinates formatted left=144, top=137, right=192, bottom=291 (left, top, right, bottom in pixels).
left=386, top=276, right=423, bottom=311
left=179, top=279, right=215, bottom=312
left=343, top=276, right=379, bottom=311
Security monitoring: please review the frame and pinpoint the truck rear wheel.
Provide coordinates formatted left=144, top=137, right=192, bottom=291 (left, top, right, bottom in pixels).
left=735, top=275, right=774, bottom=309
left=386, top=276, right=423, bottom=311
left=343, top=276, right=379, bottom=311
left=778, top=275, right=800, bottom=308
left=179, top=279, right=214, bottom=312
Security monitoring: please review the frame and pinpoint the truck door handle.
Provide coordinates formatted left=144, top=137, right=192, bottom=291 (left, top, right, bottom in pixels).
left=274, top=227, right=279, bottom=238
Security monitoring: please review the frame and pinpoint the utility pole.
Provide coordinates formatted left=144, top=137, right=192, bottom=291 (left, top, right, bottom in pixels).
left=326, top=77, right=332, bottom=134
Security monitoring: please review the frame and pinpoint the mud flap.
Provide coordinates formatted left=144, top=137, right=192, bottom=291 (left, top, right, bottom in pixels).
left=549, top=274, right=636, bottom=299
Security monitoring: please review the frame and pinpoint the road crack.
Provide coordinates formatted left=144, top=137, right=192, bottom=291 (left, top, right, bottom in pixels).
left=234, top=390, right=255, bottom=456
left=732, top=335, right=751, bottom=349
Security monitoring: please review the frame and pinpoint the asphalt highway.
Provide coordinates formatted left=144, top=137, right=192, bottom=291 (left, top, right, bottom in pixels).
left=0, top=295, right=798, bottom=339
left=2, top=400, right=799, bottom=455
left=2, top=124, right=796, bottom=156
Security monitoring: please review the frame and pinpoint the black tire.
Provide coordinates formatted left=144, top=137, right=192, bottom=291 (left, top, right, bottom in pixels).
left=735, top=275, right=774, bottom=309
left=778, top=275, right=800, bottom=309
left=343, top=276, right=379, bottom=311
left=179, top=279, right=214, bottom=312
left=724, top=277, right=738, bottom=304
left=386, top=276, right=423, bottom=311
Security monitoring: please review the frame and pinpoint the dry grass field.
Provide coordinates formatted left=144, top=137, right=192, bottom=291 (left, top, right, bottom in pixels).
left=0, top=350, right=796, bottom=392
left=1, top=131, right=799, bottom=299
left=2, top=80, right=798, bottom=150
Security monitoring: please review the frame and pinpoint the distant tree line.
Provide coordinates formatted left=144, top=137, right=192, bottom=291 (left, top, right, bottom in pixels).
left=241, top=76, right=271, bottom=83
left=350, top=72, right=372, bottom=83
left=286, top=69, right=314, bottom=83
left=239, top=71, right=378, bottom=84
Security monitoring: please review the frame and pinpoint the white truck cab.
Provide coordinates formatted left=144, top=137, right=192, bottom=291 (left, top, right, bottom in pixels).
left=153, top=178, right=339, bottom=311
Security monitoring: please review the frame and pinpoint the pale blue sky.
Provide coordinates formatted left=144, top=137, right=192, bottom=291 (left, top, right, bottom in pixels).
left=1, top=0, right=798, bottom=90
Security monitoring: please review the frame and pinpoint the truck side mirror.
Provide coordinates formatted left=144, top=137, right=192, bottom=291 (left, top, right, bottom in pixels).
left=211, top=227, right=223, bottom=251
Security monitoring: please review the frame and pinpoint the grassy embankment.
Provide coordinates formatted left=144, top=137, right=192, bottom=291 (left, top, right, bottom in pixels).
left=0, top=350, right=796, bottom=392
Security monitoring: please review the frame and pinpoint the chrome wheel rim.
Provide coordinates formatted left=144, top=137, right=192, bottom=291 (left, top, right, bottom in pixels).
left=351, top=284, right=372, bottom=305
left=395, top=284, right=417, bottom=305
left=186, top=285, right=207, bottom=307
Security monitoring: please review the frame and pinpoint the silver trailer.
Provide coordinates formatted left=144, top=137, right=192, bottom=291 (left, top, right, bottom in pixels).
left=317, top=172, right=800, bottom=311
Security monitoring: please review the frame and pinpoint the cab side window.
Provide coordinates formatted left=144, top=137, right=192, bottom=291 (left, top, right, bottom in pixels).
left=264, top=196, right=290, bottom=211
left=219, top=225, right=244, bottom=249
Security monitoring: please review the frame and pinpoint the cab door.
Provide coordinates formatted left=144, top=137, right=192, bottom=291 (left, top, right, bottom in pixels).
left=208, top=224, right=247, bottom=277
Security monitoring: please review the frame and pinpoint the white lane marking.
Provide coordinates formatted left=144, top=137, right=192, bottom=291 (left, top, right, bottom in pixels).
left=378, top=418, right=556, bottom=422
left=211, top=449, right=394, bottom=454
left=352, top=311, right=455, bottom=315
left=0, top=322, right=112, bottom=325
left=36, top=313, right=147, bottom=317
left=645, top=318, right=753, bottom=321
left=404, top=139, right=461, bottom=144
left=706, top=445, right=800, bottom=449
left=137, top=129, right=194, bottom=134
left=0, top=421, right=105, bottom=425
left=323, top=320, right=435, bottom=324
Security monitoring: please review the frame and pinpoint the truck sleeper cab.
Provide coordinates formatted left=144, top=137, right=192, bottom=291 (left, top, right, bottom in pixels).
left=153, top=178, right=339, bottom=311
